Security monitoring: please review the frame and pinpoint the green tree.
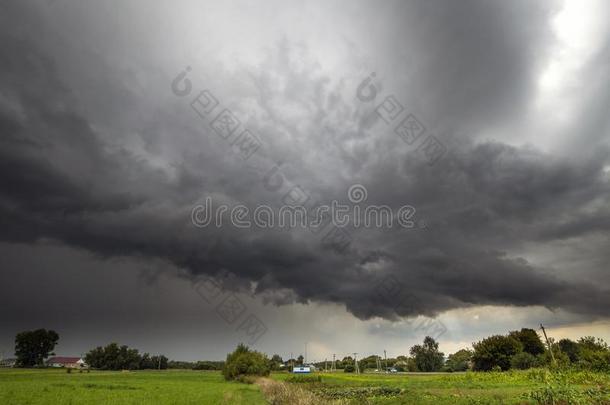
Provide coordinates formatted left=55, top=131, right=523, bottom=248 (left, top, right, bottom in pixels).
left=15, top=329, right=59, bottom=367
left=509, top=328, right=545, bottom=356
left=343, top=364, right=355, bottom=373
left=296, top=355, right=304, bottom=365
left=472, top=335, right=522, bottom=371
left=222, top=344, right=270, bottom=381
left=510, top=352, right=537, bottom=370
left=84, top=343, right=143, bottom=370
left=150, top=355, right=168, bottom=370
left=445, top=349, right=473, bottom=372
left=409, top=336, right=445, bottom=372
left=269, top=354, right=283, bottom=370
left=558, top=338, right=580, bottom=363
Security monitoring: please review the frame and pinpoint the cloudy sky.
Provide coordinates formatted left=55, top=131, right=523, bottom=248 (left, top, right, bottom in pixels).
left=1, top=0, right=609, bottom=362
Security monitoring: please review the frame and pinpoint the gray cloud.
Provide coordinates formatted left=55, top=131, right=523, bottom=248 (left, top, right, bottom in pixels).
left=1, top=0, right=609, bottom=348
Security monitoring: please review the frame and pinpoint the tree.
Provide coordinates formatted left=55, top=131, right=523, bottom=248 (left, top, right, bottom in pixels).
left=558, top=338, right=580, bottom=363
left=510, top=352, right=537, bottom=370
left=509, top=328, right=545, bottom=356
left=445, top=349, right=473, bottom=372
left=150, top=355, right=168, bottom=370
left=140, top=353, right=155, bottom=369
left=576, top=336, right=610, bottom=372
left=472, top=335, right=522, bottom=371
left=409, top=336, right=445, bottom=372
left=15, top=329, right=59, bottom=367
left=222, top=344, right=270, bottom=380
left=343, top=364, right=355, bottom=373
left=296, top=355, right=304, bottom=365
left=269, top=354, right=283, bottom=371
left=84, top=343, right=143, bottom=370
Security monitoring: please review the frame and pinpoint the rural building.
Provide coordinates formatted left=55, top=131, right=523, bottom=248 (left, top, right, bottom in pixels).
left=46, top=357, right=87, bottom=368
left=292, top=365, right=312, bottom=373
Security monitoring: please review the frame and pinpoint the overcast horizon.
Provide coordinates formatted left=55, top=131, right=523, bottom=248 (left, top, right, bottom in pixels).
left=1, top=0, right=609, bottom=363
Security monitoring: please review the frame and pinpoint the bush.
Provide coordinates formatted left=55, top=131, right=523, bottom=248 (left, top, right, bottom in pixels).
left=473, top=335, right=522, bottom=371
left=511, top=352, right=537, bottom=370
left=343, top=364, right=355, bottom=373
left=222, top=344, right=270, bottom=381
left=285, top=375, right=322, bottom=383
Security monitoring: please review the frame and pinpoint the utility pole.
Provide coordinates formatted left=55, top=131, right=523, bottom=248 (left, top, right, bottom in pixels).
left=353, top=353, right=360, bottom=375
left=384, top=350, right=388, bottom=373
left=290, top=352, right=293, bottom=371
left=332, top=354, right=336, bottom=372
left=540, top=324, right=556, bottom=365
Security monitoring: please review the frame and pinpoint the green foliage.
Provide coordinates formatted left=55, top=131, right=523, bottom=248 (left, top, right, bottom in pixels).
left=14, top=329, right=59, bottom=367
left=84, top=343, right=145, bottom=370
left=510, top=352, right=537, bottom=370
left=445, top=349, right=473, bottom=372
left=192, top=361, right=223, bottom=370
left=285, top=375, right=321, bottom=383
left=139, top=353, right=168, bottom=370
left=472, top=335, right=522, bottom=371
left=343, top=364, right=355, bottom=373
left=410, top=336, right=445, bottom=372
left=222, top=344, right=270, bottom=381
left=558, top=338, right=580, bottom=363
left=509, top=328, right=546, bottom=356
left=269, top=354, right=283, bottom=371
left=524, top=369, right=610, bottom=404
left=312, top=386, right=402, bottom=400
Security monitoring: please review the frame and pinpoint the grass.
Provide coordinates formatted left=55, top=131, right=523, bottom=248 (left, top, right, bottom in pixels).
left=0, top=369, right=266, bottom=405
left=2, top=368, right=609, bottom=404
left=272, top=369, right=610, bottom=404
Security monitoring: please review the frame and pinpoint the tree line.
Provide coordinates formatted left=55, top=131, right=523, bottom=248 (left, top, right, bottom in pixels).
left=11, top=327, right=610, bottom=374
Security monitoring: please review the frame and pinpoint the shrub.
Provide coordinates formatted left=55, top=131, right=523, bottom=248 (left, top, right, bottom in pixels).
left=511, top=352, right=537, bottom=370
left=472, top=335, right=522, bottom=371
left=222, top=344, right=270, bottom=381
left=286, top=375, right=322, bottom=383
left=343, top=364, right=355, bottom=373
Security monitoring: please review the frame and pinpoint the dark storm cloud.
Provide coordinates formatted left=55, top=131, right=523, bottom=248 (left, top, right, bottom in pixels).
left=1, top=0, right=609, bottom=330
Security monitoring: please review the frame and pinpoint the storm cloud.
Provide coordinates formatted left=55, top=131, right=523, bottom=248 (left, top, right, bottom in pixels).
left=1, top=0, right=609, bottom=353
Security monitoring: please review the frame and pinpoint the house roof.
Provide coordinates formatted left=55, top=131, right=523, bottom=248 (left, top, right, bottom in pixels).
left=47, top=357, right=82, bottom=364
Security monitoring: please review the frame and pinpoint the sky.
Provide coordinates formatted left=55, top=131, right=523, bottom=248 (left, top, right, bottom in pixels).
left=0, top=0, right=609, bottom=362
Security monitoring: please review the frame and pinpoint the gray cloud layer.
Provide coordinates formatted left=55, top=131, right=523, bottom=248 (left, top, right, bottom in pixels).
left=1, top=0, right=609, bottom=331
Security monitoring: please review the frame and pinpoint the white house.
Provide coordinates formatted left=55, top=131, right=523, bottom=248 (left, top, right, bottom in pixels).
left=46, top=357, right=87, bottom=368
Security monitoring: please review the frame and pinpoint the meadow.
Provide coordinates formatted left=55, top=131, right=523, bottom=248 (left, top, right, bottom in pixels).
left=0, top=369, right=265, bottom=405
left=1, top=368, right=610, bottom=404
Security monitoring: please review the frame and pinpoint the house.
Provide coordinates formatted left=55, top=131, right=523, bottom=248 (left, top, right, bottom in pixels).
left=0, top=358, right=16, bottom=368
left=46, top=357, right=87, bottom=368
left=292, top=365, right=312, bottom=373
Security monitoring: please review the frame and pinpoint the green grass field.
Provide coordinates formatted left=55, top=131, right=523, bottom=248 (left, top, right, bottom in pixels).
left=1, top=368, right=609, bottom=404
left=0, top=369, right=265, bottom=405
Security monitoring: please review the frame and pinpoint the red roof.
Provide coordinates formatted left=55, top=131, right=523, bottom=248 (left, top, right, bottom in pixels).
left=47, top=357, right=82, bottom=364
